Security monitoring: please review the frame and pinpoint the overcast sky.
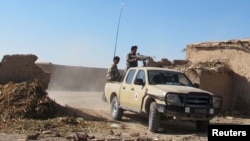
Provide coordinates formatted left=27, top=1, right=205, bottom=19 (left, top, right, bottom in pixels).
left=1, top=0, right=249, bottom=69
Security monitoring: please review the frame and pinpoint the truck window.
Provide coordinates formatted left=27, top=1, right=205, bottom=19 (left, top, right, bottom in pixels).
left=178, top=74, right=193, bottom=86
left=126, top=69, right=136, bottom=84
left=148, top=70, right=193, bottom=86
left=135, top=70, right=146, bottom=84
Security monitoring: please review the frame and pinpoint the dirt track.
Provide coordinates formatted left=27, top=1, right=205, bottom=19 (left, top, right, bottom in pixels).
left=47, top=91, right=109, bottom=110
left=1, top=91, right=250, bottom=141
left=47, top=91, right=209, bottom=140
left=47, top=91, right=250, bottom=140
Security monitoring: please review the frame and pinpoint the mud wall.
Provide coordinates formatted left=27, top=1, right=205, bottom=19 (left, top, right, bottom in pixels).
left=0, top=54, right=50, bottom=91
left=185, top=68, right=234, bottom=111
left=186, top=38, right=250, bottom=113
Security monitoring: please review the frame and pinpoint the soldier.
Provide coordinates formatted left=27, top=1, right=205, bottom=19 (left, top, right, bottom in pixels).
left=126, top=45, right=139, bottom=69
left=106, top=56, right=120, bottom=81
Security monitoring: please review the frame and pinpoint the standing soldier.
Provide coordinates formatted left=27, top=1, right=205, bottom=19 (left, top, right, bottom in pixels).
left=126, top=45, right=139, bottom=69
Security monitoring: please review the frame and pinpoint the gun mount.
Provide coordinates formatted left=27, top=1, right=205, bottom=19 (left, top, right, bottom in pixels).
left=135, top=53, right=153, bottom=61
left=135, top=53, right=154, bottom=66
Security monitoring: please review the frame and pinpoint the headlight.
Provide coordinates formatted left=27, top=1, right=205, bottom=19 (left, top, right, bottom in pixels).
left=212, top=96, right=223, bottom=108
left=166, top=94, right=183, bottom=106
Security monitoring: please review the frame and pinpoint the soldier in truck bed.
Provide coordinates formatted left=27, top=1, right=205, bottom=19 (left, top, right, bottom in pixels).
left=106, top=56, right=120, bottom=81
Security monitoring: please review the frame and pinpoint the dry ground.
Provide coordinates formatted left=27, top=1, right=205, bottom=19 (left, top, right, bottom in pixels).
left=1, top=89, right=250, bottom=141
left=1, top=105, right=250, bottom=141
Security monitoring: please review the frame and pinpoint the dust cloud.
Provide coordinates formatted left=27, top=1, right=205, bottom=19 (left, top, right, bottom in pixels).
left=36, top=63, right=107, bottom=91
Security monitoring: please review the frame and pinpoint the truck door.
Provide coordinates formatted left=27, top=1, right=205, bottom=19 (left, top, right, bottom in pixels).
left=119, top=69, right=136, bottom=107
left=128, top=69, right=147, bottom=111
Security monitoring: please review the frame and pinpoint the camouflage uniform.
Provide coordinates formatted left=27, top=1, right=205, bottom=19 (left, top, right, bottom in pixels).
left=106, top=63, right=120, bottom=81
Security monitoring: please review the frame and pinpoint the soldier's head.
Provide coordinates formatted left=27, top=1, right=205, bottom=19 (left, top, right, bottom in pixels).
left=113, top=56, right=120, bottom=64
left=131, top=45, right=137, bottom=54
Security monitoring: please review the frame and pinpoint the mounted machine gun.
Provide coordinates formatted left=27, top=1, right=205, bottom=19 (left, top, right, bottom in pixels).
left=134, top=53, right=154, bottom=66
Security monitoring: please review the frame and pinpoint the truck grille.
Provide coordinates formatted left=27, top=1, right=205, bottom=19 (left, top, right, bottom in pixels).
left=185, top=93, right=210, bottom=108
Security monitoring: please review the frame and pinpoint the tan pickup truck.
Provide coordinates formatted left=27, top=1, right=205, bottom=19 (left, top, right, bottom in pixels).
left=103, top=67, right=223, bottom=132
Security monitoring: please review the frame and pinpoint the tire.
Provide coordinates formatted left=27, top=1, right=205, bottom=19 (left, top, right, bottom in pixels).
left=148, top=102, right=160, bottom=132
left=196, top=120, right=209, bottom=132
left=110, top=96, right=123, bottom=120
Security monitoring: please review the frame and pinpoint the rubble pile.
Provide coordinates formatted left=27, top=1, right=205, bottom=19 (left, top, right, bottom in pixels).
left=0, top=80, right=116, bottom=140
left=0, top=79, right=62, bottom=120
left=0, top=54, right=50, bottom=91
left=146, top=58, right=190, bottom=68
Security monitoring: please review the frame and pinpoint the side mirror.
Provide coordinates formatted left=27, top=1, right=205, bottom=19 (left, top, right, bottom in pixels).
left=134, top=78, right=144, bottom=85
left=193, top=83, right=200, bottom=88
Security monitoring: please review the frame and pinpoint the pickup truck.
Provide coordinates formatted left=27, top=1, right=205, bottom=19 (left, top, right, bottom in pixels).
left=102, top=67, right=223, bottom=132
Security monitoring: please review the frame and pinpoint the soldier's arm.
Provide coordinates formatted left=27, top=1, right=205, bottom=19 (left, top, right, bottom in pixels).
left=127, top=54, right=138, bottom=62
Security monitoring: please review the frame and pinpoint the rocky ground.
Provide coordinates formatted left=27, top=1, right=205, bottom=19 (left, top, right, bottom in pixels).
left=1, top=80, right=250, bottom=141
left=1, top=109, right=250, bottom=141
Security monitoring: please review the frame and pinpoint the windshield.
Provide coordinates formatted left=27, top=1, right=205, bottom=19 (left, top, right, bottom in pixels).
left=148, top=70, right=193, bottom=86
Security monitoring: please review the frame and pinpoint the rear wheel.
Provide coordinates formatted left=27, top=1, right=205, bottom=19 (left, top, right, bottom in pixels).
left=110, top=96, right=123, bottom=120
left=196, top=120, right=209, bottom=132
left=148, top=102, right=160, bottom=132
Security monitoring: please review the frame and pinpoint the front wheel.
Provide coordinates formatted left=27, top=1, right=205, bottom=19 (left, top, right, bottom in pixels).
left=110, top=96, right=123, bottom=120
left=148, top=102, right=160, bottom=132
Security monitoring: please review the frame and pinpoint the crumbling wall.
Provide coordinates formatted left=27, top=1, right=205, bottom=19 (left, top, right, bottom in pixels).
left=0, top=54, right=50, bottom=90
left=186, top=38, right=250, bottom=113
left=146, top=58, right=190, bottom=68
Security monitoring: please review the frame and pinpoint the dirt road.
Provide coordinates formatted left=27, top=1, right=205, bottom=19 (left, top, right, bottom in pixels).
left=46, top=91, right=250, bottom=141
left=1, top=91, right=249, bottom=141
left=47, top=91, right=209, bottom=140
left=47, top=91, right=109, bottom=110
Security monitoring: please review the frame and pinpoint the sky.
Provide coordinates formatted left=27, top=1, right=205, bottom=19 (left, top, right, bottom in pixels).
left=0, top=0, right=250, bottom=69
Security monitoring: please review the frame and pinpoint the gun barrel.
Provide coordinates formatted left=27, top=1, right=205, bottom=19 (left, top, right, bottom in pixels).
left=136, top=54, right=151, bottom=60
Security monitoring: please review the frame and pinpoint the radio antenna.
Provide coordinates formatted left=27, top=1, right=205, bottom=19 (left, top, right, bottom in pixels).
left=114, top=0, right=125, bottom=57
